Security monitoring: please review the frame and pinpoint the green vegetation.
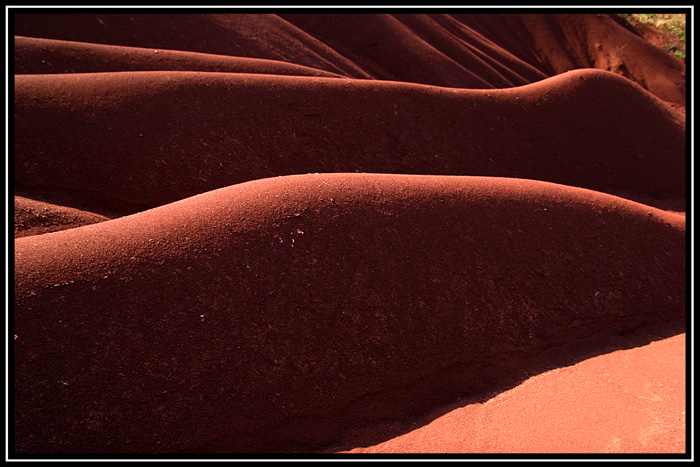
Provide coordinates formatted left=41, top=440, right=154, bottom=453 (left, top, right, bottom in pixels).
left=632, top=13, right=685, bottom=39
left=619, top=13, right=686, bottom=59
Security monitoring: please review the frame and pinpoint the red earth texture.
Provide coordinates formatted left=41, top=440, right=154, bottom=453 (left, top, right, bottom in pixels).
left=11, top=12, right=688, bottom=457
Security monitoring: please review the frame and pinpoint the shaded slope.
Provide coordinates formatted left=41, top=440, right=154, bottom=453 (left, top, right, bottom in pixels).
left=12, top=13, right=371, bottom=78
left=14, top=68, right=685, bottom=214
left=279, top=13, right=548, bottom=88
left=14, top=174, right=685, bottom=453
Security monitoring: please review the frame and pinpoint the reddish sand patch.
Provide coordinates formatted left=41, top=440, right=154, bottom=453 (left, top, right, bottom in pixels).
left=334, top=332, right=686, bottom=454
left=11, top=12, right=687, bottom=457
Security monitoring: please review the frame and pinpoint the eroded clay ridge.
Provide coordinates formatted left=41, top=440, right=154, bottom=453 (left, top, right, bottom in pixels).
left=13, top=13, right=685, bottom=103
left=14, top=174, right=685, bottom=453
left=15, top=68, right=685, bottom=214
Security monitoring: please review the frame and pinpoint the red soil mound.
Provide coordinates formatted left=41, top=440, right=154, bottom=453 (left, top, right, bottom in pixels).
left=14, top=174, right=685, bottom=453
left=15, top=68, right=684, bottom=214
left=14, top=196, right=109, bottom=238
